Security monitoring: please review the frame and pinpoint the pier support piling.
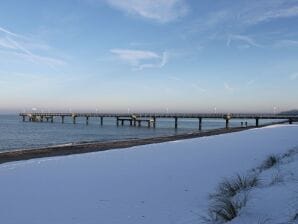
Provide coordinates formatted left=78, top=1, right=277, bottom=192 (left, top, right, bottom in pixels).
left=255, top=118, right=259, bottom=127
left=199, top=117, right=202, bottom=131
left=51, top=116, right=54, bottom=123
left=153, top=117, right=156, bottom=128
left=174, top=117, right=178, bottom=129
left=73, top=116, right=76, bottom=124
left=86, top=116, right=89, bottom=125
left=61, top=116, right=64, bottom=124
left=225, top=119, right=229, bottom=129
left=100, top=117, right=103, bottom=126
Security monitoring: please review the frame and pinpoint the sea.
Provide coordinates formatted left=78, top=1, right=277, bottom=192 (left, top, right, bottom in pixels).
left=0, top=115, right=280, bottom=152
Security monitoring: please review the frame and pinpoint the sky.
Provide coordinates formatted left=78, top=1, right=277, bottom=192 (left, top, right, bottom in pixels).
left=0, top=0, right=298, bottom=113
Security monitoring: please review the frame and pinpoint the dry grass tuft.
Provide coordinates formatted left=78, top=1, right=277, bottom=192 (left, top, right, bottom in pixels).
left=203, top=193, right=248, bottom=223
left=203, top=174, right=257, bottom=223
left=210, top=174, right=259, bottom=198
left=259, top=155, right=279, bottom=171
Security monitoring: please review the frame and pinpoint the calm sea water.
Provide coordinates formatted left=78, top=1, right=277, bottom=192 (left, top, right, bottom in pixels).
left=0, top=115, right=280, bottom=152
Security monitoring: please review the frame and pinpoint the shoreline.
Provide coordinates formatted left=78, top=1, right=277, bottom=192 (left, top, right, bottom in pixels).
left=0, top=123, right=287, bottom=164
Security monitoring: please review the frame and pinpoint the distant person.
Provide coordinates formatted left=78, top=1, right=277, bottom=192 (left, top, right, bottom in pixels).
left=245, top=121, right=248, bottom=127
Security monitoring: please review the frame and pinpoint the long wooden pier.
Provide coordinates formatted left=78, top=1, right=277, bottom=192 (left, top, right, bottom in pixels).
left=19, top=112, right=298, bottom=129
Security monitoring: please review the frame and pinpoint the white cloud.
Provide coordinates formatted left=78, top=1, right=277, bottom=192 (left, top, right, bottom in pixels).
left=227, top=34, right=262, bottom=48
left=187, top=1, right=298, bottom=46
left=110, top=49, right=159, bottom=64
left=0, top=26, right=66, bottom=68
left=190, top=10, right=231, bottom=34
left=169, top=76, right=182, bottom=81
left=11, top=51, right=66, bottom=67
left=0, top=37, right=18, bottom=49
left=105, top=0, right=188, bottom=23
left=110, top=48, right=168, bottom=70
left=274, top=39, right=298, bottom=48
left=138, top=51, right=168, bottom=70
left=0, top=27, right=21, bottom=38
left=246, top=5, right=298, bottom=25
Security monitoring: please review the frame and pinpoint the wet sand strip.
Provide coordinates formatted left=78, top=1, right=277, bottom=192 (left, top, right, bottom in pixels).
left=0, top=123, right=287, bottom=164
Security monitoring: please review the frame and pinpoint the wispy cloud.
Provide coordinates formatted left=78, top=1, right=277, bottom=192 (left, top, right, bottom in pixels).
left=110, top=49, right=159, bottom=64
left=225, top=1, right=298, bottom=27
left=138, top=52, right=168, bottom=70
left=245, top=5, right=298, bottom=25
left=189, top=10, right=231, bottom=34
left=110, top=48, right=168, bottom=70
left=0, top=27, right=22, bottom=38
left=0, top=37, right=17, bottom=49
left=105, top=0, right=188, bottom=23
left=227, top=34, right=262, bottom=48
left=0, top=26, right=66, bottom=68
left=274, top=39, right=298, bottom=48
left=187, top=1, right=298, bottom=48
left=169, top=76, right=182, bottom=82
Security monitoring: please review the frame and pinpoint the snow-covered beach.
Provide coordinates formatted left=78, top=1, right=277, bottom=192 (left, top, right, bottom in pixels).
left=0, top=124, right=297, bottom=224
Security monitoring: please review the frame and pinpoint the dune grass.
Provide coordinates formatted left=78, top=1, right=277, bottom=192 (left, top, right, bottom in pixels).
left=203, top=174, right=257, bottom=223
left=202, top=148, right=298, bottom=223
left=210, top=174, right=259, bottom=199
left=206, top=193, right=248, bottom=222
left=259, top=155, right=280, bottom=170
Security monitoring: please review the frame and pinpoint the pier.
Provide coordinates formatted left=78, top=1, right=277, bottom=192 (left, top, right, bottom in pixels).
left=19, top=112, right=298, bottom=129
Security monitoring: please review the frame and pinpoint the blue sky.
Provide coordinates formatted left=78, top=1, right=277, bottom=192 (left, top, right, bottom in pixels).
left=0, top=0, right=298, bottom=113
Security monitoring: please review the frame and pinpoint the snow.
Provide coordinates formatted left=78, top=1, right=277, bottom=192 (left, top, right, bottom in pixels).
left=0, top=124, right=298, bottom=224
left=230, top=151, right=298, bottom=224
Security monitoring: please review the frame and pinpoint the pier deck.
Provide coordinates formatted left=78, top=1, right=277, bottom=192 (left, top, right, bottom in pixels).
left=19, top=112, right=298, bottom=129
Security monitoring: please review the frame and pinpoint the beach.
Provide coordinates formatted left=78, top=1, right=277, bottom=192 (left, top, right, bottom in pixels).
left=0, top=124, right=297, bottom=224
